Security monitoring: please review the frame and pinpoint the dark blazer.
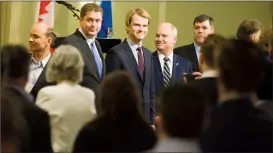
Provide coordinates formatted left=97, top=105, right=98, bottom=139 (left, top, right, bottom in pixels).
left=62, top=29, right=106, bottom=96
left=188, top=77, right=218, bottom=107
left=187, top=77, right=218, bottom=130
left=200, top=98, right=273, bottom=152
left=105, top=40, right=155, bottom=124
left=152, top=51, right=193, bottom=95
left=30, top=64, right=55, bottom=101
left=174, top=43, right=200, bottom=71
left=73, top=115, right=157, bottom=152
left=4, top=85, right=52, bottom=152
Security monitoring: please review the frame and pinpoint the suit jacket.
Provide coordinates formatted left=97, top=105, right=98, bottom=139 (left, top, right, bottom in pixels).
left=200, top=98, right=273, bottom=152
left=105, top=40, right=155, bottom=124
left=4, top=85, right=52, bottom=152
left=36, top=81, right=97, bottom=152
left=30, top=60, right=55, bottom=101
left=174, top=43, right=200, bottom=71
left=187, top=77, right=218, bottom=130
left=62, top=29, right=106, bottom=96
left=152, top=51, right=193, bottom=95
left=73, top=115, right=157, bottom=152
left=188, top=77, right=218, bottom=107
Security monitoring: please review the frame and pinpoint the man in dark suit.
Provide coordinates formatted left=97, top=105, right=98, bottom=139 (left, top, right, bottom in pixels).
left=105, top=8, right=155, bottom=125
left=153, top=22, right=193, bottom=95
left=200, top=39, right=272, bottom=152
left=28, top=22, right=55, bottom=100
left=1, top=44, right=52, bottom=152
left=174, top=14, right=215, bottom=72
left=62, top=3, right=105, bottom=96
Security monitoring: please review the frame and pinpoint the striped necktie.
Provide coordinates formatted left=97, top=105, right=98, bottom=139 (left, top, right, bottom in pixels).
left=163, top=57, right=171, bottom=87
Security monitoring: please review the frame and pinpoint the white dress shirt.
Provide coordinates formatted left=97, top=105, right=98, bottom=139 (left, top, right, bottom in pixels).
left=78, top=28, right=102, bottom=64
left=126, top=39, right=143, bottom=65
left=194, top=41, right=201, bottom=62
left=27, top=53, right=51, bottom=92
left=157, top=51, right=173, bottom=77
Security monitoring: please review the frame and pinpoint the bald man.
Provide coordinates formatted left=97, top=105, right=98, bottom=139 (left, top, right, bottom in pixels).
left=153, top=22, right=194, bottom=95
left=28, top=22, right=55, bottom=100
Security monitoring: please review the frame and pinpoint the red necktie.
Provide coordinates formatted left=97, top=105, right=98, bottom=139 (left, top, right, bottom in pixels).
left=137, top=47, right=144, bottom=80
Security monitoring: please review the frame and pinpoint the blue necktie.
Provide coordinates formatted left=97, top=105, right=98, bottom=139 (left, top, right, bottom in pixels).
left=91, top=41, right=102, bottom=79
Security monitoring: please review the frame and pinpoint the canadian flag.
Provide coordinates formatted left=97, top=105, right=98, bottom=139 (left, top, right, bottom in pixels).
left=37, top=1, right=54, bottom=27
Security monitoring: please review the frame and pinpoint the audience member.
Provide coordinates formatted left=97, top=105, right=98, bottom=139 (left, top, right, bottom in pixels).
left=200, top=39, right=272, bottom=152
left=187, top=34, right=231, bottom=129
left=35, top=45, right=97, bottom=152
left=236, top=19, right=262, bottom=43
left=1, top=44, right=52, bottom=152
left=151, top=85, right=205, bottom=152
left=73, top=71, right=157, bottom=152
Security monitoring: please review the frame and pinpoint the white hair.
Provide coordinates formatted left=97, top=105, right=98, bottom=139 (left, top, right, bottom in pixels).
left=46, top=45, right=84, bottom=83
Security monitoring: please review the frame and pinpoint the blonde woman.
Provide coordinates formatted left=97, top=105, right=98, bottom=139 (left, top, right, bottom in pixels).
left=36, top=45, right=97, bottom=152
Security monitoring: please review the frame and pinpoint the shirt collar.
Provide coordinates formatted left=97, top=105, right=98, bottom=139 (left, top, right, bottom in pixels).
left=157, top=50, right=173, bottom=62
left=79, top=28, right=96, bottom=44
left=31, top=52, right=51, bottom=67
left=201, top=70, right=218, bottom=78
left=193, top=41, right=201, bottom=52
left=126, top=38, right=142, bottom=51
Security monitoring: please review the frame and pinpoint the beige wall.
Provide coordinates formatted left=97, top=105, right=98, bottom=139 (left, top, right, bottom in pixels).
left=166, top=2, right=273, bottom=48
left=1, top=1, right=272, bottom=51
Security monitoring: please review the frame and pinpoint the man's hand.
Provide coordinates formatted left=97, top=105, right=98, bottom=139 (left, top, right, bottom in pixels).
left=183, top=72, right=203, bottom=83
left=192, top=72, right=203, bottom=80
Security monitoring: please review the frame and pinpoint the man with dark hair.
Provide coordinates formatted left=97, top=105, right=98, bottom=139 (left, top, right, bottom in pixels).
left=151, top=85, right=205, bottom=152
left=187, top=34, right=230, bottom=129
left=174, top=14, right=214, bottom=72
left=236, top=19, right=262, bottom=43
left=62, top=3, right=106, bottom=97
left=200, top=39, right=272, bottom=152
left=1, top=44, right=52, bottom=152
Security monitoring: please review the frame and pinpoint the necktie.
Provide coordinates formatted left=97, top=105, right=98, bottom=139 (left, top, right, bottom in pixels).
left=91, top=41, right=102, bottom=79
left=163, top=57, right=171, bottom=87
left=136, top=47, right=144, bottom=80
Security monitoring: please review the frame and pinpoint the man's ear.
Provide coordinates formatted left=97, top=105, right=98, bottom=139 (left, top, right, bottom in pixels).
left=250, top=34, right=255, bottom=41
left=211, top=28, right=215, bottom=34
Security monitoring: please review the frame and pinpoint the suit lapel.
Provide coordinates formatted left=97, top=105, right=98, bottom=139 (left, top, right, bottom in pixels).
left=75, top=30, right=100, bottom=81
left=189, top=43, right=199, bottom=71
left=153, top=52, right=163, bottom=84
left=123, top=41, right=143, bottom=82
left=142, top=47, right=150, bottom=83
left=171, top=55, right=179, bottom=83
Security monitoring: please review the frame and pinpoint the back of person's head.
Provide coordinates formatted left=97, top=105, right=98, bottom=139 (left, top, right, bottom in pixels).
left=218, top=39, right=267, bottom=93
left=159, top=85, right=205, bottom=139
left=46, top=45, right=84, bottom=84
left=200, top=33, right=230, bottom=69
left=1, top=44, right=31, bottom=84
left=98, top=71, right=142, bottom=119
left=236, top=19, right=262, bottom=42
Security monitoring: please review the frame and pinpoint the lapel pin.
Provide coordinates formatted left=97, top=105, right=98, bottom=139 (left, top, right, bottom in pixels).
left=176, top=62, right=179, bottom=66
